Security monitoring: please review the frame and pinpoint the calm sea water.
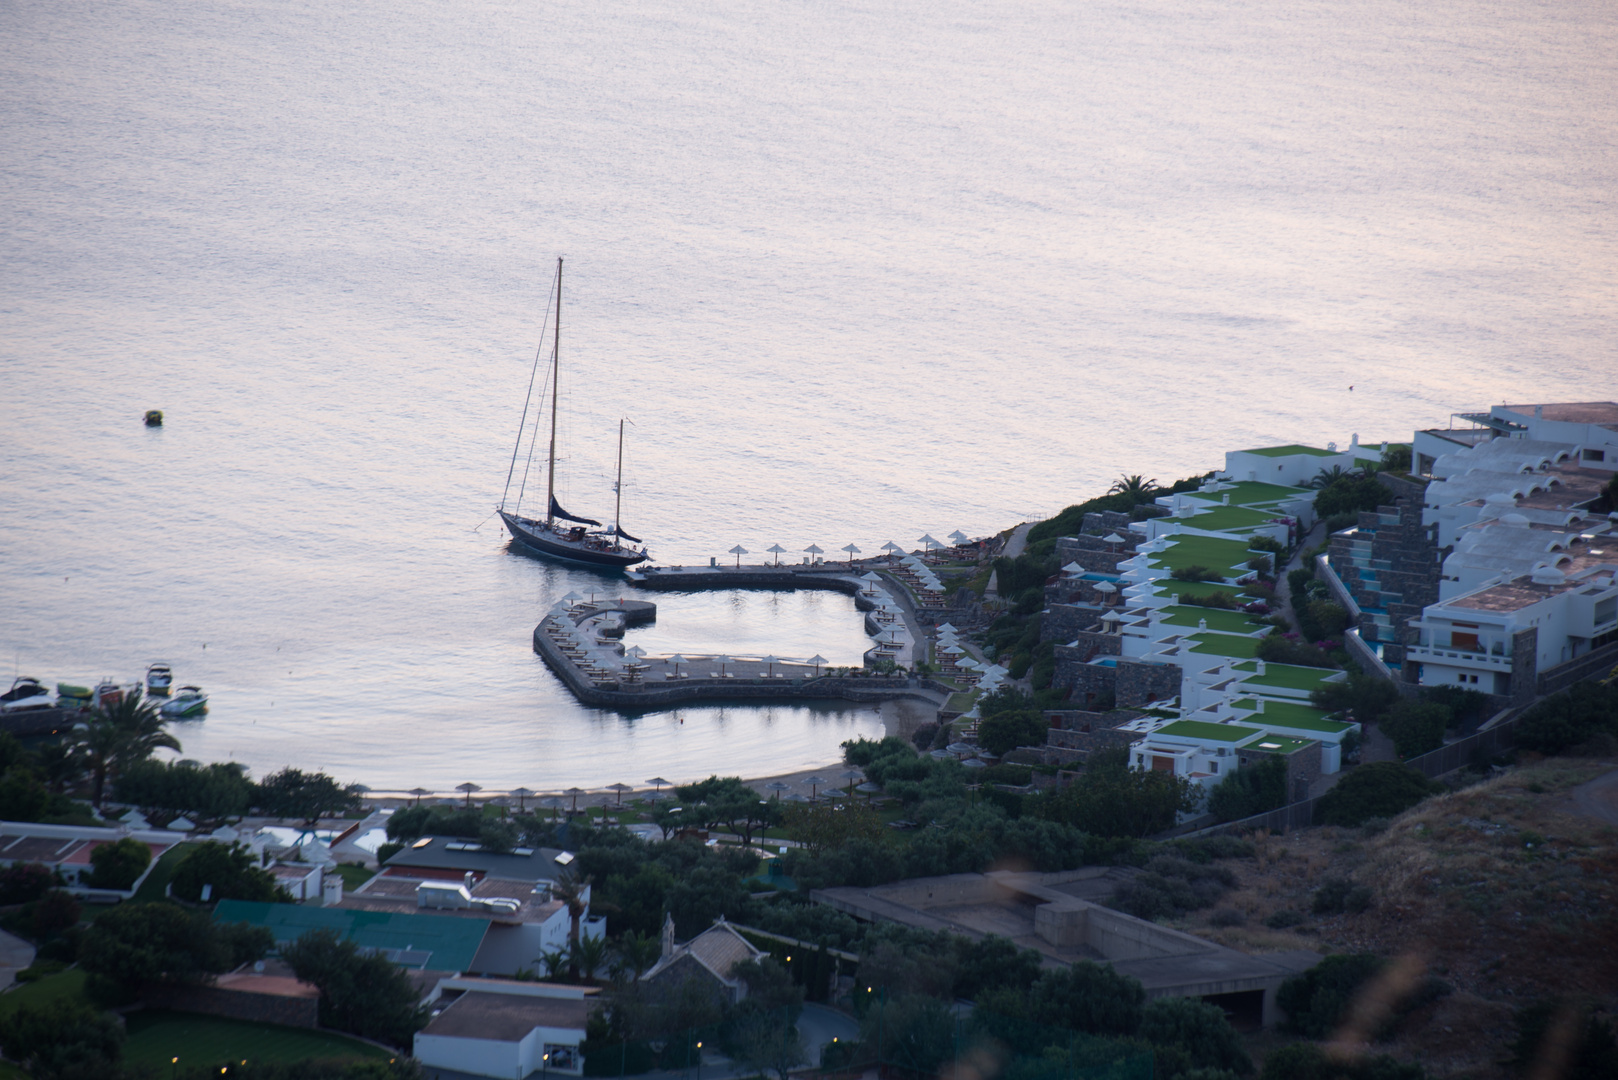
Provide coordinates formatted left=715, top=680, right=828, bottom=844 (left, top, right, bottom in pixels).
left=2, top=0, right=1614, bottom=789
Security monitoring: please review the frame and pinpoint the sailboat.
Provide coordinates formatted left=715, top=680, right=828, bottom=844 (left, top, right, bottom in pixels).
left=498, top=258, right=650, bottom=569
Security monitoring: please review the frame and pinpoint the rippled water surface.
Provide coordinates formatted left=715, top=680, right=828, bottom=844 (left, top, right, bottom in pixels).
left=2, top=0, right=1613, bottom=787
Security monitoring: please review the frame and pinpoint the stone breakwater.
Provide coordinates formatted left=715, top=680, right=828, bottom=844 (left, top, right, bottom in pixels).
left=531, top=564, right=947, bottom=710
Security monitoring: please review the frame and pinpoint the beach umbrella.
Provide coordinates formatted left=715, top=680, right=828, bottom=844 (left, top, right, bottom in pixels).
left=1094, top=581, right=1118, bottom=604
left=764, top=781, right=791, bottom=799
left=802, top=775, right=829, bottom=799
left=855, top=782, right=883, bottom=798
left=940, top=644, right=964, bottom=656
left=716, top=654, right=731, bottom=675
left=668, top=654, right=687, bottom=677
left=562, top=591, right=583, bottom=605
left=408, top=787, right=432, bottom=805
left=607, top=782, right=634, bottom=806
left=767, top=543, right=787, bottom=565
left=541, top=797, right=563, bottom=821
left=882, top=541, right=902, bottom=561
left=647, top=777, right=672, bottom=795
left=1063, top=562, right=1085, bottom=576
left=1104, top=532, right=1126, bottom=551
left=564, top=786, right=586, bottom=813
left=839, top=768, right=863, bottom=794
left=729, top=545, right=748, bottom=567
left=456, top=782, right=482, bottom=808
left=860, top=571, right=883, bottom=594
left=937, top=622, right=957, bottom=632
left=842, top=543, right=861, bottom=565
left=949, top=530, right=970, bottom=545
left=919, top=534, right=941, bottom=552
left=804, top=543, right=823, bottom=563
left=510, top=787, right=535, bottom=811
left=785, top=792, right=811, bottom=803
left=626, top=644, right=647, bottom=659
left=762, top=654, right=780, bottom=676
left=808, top=654, right=827, bottom=675
left=961, top=758, right=988, bottom=770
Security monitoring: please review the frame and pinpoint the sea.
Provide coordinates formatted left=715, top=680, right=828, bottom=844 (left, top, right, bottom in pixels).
left=2, top=0, right=1613, bottom=791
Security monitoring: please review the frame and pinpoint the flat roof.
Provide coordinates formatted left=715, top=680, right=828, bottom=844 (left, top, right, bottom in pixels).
left=214, top=900, right=489, bottom=972
left=1160, top=606, right=1264, bottom=633
left=383, top=836, right=570, bottom=882
left=1500, top=402, right=1618, bottom=428
left=1238, top=445, right=1338, bottom=458
left=1219, top=480, right=1312, bottom=505
left=1245, top=734, right=1313, bottom=754
left=423, top=991, right=588, bottom=1041
left=1155, top=720, right=1262, bottom=743
left=1230, top=699, right=1350, bottom=733
left=1179, top=504, right=1279, bottom=533
left=1230, top=660, right=1342, bottom=690
left=1186, top=634, right=1262, bottom=659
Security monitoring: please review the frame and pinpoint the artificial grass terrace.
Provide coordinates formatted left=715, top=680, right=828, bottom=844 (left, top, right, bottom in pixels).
left=1231, top=698, right=1353, bottom=733
left=1146, top=535, right=1254, bottom=575
left=1155, top=720, right=1262, bottom=742
left=1185, top=634, right=1262, bottom=659
left=1245, top=733, right=1315, bottom=754
left=1177, top=504, right=1280, bottom=534
left=1239, top=444, right=1337, bottom=458
left=1160, top=606, right=1265, bottom=633
left=1218, top=480, right=1312, bottom=505
left=1151, top=579, right=1247, bottom=602
left=1231, top=659, right=1343, bottom=691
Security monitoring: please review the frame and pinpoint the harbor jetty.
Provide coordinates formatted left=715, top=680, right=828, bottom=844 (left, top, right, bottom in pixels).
left=531, top=562, right=952, bottom=710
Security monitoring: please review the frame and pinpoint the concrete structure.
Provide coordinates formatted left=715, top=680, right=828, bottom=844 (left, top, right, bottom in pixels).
left=813, top=871, right=1318, bottom=1028
left=267, top=861, right=323, bottom=902
left=641, top=916, right=767, bottom=1006
left=0, top=821, right=176, bottom=899
left=142, top=960, right=321, bottom=1028
left=416, top=978, right=596, bottom=1080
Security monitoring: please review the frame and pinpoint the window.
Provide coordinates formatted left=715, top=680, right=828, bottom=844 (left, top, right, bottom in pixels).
left=1582, top=448, right=1606, bottom=462
left=1209, top=761, right=1219, bottom=773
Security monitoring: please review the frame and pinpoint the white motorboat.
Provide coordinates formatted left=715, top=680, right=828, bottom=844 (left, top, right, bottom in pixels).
left=146, top=663, right=174, bottom=696
left=0, top=677, right=54, bottom=714
left=160, top=685, right=208, bottom=719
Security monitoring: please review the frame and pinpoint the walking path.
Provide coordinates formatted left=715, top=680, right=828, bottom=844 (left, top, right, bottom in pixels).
left=983, top=522, right=1033, bottom=600
left=0, top=929, right=35, bottom=991
left=1568, top=765, right=1618, bottom=827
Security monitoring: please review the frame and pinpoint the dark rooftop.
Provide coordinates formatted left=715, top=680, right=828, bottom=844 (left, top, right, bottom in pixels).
left=382, top=836, right=571, bottom=883
left=424, top=991, right=589, bottom=1041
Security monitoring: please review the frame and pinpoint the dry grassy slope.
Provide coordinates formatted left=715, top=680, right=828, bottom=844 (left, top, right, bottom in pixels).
left=1172, top=759, right=1618, bottom=1078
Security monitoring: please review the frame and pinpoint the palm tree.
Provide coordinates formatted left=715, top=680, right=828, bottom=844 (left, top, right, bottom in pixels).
left=612, top=930, right=662, bottom=979
left=73, top=690, right=181, bottom=807
left=1308, top=465, right=1353, bottom=489
left=570, top=934, right=611, bottom=982
left=537, top=949, right=567, bottom=980
left=1108, top=475, right=1158, bottom=503
left=551, top=868, right=594, bottom=978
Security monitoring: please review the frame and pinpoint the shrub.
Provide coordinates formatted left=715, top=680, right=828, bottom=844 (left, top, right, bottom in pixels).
left=1207, top=756, right=1288, bottom=823
left=1510, top=1000, right=1618, bottom=1080
left=1297, top=599, right=1352, bottom=644
left=1171, top=565, right=1223, bottom=582
left=0, top=999, right=126, bottom=1078
left=1179, top=590, right=1239, bottom=610
left=1312, top=877, right=1373, bottom=915
left=376, top=841, right=405, bottom=864
left=1514, top=681, right=1618, bottom=756
left=1209, top=908, right=1247, bottom=928
left=169, top=840, right=290, bottom=903
left=911, top=723, right=940, bottom=751
left=1314, top=476, right=1393, bottom=519
left=1109, top=856, right=1236, bottom=921
left=979, top=710, right=1047, bottom=757
left=0, top=862, right=58, bottom=905
left=1264, top=909, right=1304, bottom=929
left=1314, top=763, right=1441, bottom=827
left=1139, top=996, right=1253, bottom=1075
left=85, top=837, right=152, bottom=890
left=1278, top=953, right=1386, bottom=1037
left=281, top=927, right=428, bottom=1047
left=32, top=889, right=81, bottom=938
left=1287, top=567, right=1315, bottom=597
left=1256, top=634, right=1341, bottom=669
left=1381, top=699, right=1450, bottom=758
left=1260, top=1043, right=1426, bottom=1080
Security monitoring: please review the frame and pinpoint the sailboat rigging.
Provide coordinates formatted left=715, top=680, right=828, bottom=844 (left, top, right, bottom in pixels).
left=498, top=258, right=650, bottom=569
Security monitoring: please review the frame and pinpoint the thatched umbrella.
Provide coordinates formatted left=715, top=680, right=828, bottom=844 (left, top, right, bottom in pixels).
left=647, top=777, right=672, bottom=796
left=729, top=544, right=748, bottom=567
left=564, top=786, right=586, bottom=814
left=842, top=543, right=861, bottom=565
left=804, top=543, right=824, bottom=564
left=808, top=654, right=827, bottom=675
left=767, top=543, right=787, bottom=566
left=802, top=775, right=829, bottom=800
left=456, top=782, right=482, bottom=808
left=510, top=787, right=536, bottom=811
left=607, top=783, right=634, bottom=806
left=408, top=787, right=433, bottom=806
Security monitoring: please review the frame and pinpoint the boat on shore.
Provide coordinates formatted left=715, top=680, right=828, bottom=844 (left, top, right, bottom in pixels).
left=0, top=677, right=53, bottom=714
left=160, top=685, right=208, bottom=719
left=497, top=258, right=650, bottom=570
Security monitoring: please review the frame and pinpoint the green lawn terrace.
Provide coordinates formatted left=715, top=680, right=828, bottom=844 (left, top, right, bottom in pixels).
left=1159, top=605, right=1267, bottom=635
left=1154, top=719, right=1263, bottom=744
left=1228, top=697, right=1353, bottom=736
left=1229, top=658, right=1345, bottom=696
left=1237, top=444, right=1340, bottom=459
left=1184, top=632, right=1262, bottom=659
left=1143, top=534, right=1256, bottom=579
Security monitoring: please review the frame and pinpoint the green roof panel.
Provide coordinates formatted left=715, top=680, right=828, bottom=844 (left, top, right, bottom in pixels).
left=214, top=900, right=490, bottom=972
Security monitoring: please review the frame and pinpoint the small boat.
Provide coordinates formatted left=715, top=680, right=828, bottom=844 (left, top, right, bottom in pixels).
left=0, top=677, right=53, bottom=714
left=56, top=682, right=93, bottom=710
left=160, top=685, right=208, bottom=719
left=146, top=663, right=174, bottom=696
left=497, top=258, right=651, bottom=570
left=93, top=680, right=140, bottom=709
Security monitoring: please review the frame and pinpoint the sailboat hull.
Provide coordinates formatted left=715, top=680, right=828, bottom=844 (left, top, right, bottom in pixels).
left=500, top=511, right=649, bottom=569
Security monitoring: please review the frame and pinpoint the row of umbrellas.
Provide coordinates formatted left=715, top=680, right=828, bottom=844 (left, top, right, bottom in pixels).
left=726, top=532, right=975, bottom=568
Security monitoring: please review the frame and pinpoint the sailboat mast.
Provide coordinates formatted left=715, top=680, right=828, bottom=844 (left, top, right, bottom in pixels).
left=545, top=257, right=562, bottom=527
left=613, top=418, right=625, bottom=549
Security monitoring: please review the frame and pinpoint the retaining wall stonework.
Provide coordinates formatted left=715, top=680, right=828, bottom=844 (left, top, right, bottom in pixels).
left=140, top=983, right=319, bottom=1028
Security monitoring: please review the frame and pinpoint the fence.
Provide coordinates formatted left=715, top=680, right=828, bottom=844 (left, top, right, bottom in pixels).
left=1182, top=711, right=1525, bottom=839
left=580, top=1002, right=1152, bottom=1080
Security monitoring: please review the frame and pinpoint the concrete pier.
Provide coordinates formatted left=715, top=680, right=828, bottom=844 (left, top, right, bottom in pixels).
left=532, top=565, right=949, bottom=710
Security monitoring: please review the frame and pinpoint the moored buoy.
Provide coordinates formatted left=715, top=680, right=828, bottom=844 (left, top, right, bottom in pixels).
left=144, top=410, right=163, bottom=427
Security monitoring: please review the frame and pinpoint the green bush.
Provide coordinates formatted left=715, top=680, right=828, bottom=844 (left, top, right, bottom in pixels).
left=1510, top=1000, right=1618, bottom=1080
left=0, top=861, right=59, bottom=904
left=1314, top=762, right=1441, bottom=827
left=1207, top=756, right=1288, bottom=823
left=1381, top=699, right=1450, bottom=758
left=979, top=710, right=1047, bottom=757
left=1109, top=855, right=1236, bottom=921
left=0, top=998, right=126, bottom=1078
left=1314, top=476, right=1393, bottom=519
left=1139, top=996, right=1253, bottom=1075
left=1260, top=1042, right=1426, bottom=1080
left=169, top=840, right=290, bottom=903
left=1514, top=681, right=1618, bottom=756
left=1311, top=877, right=1373, bottom=915
left=1171, top=565, right=1223, bottom=582
left=1265, top=909, right=1304, bottom=929
left=86, top=837, right=152, bottom=890
left=1256, top=635, right=1341, bottom=669
left=375, top=841, right=405, bottom=864
left=1278, top=953, right=1386, bottom=1037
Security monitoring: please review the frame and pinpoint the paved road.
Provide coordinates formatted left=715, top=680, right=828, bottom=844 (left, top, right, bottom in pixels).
left=0, top=928, right=35, bottom=990
left=1569, top=766, right=1618, bottom=827
left=985, top=522, right=1034, bottom=598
